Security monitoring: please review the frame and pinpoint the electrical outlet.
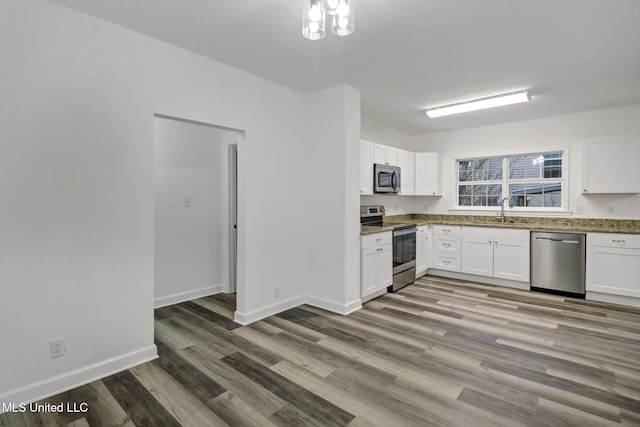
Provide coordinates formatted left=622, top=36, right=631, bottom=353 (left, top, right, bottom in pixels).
left=273, top=287, right=280, bottom=298
left=50, top=339, right=66, bottom=359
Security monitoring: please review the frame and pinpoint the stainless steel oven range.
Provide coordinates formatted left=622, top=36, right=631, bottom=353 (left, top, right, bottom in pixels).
left=360, top=205, right=417, bottom=292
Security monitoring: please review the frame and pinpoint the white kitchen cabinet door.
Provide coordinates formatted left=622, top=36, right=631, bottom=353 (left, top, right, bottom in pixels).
left=398, top=150, right=415, bottom=195
left=373, top=144, right=400, bottom=167
left=415, top=153, right=441, bottom=196
left=361, top=231, right=393, bottom=299
left=416, top=226, right=432, bottom=278
left=361, top=247, right=378, bottom=296
left=373, top=144, right=386, bottom=165
left=360, top=141, right=373, bottom=195
left=461, top=238, right=493, bottom=277
left=376, top=244, right=393, bottom=289
left=493, top=238, right=530, bottom=282
left=587, top=233, right=640, bottom=299
left=582, top=136, right=640, bottom=194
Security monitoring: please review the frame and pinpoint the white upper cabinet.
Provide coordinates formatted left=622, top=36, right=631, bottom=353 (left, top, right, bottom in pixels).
left=582, top=136, right=640, bottom=194
left=398, top=150, right=415, bottom=195
left=373, top=143, right=400, bottom=167
left=415, top=153, right=442, bottom=196
left=360, top=140, right=374, bottom=195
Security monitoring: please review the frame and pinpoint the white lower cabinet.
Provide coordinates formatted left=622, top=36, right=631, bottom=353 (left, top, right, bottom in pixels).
left=587, top=233, right=640, bottom=304
left=432, top=225, right=461, bottom=272
left=361, top=232, right=392, bottom=300
left=461, top=236, right=493, bottom=277
left=493, top=236, right=530, bottom=282
left=415, top=225, right=432, bottom=277
left=461, top=227, right=530, bottom=283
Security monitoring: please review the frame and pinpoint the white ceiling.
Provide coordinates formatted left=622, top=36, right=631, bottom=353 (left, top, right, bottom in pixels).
left=51, top=0, right=640, bottom=135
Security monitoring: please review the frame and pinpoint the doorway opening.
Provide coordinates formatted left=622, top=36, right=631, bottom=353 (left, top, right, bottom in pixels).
left=152, top=114, right=243, bottom=320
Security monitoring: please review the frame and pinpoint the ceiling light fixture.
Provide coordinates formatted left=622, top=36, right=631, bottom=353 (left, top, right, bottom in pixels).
left=425, top=91, right=530, bottom=118
left=303, top=0, right=354, bottom=41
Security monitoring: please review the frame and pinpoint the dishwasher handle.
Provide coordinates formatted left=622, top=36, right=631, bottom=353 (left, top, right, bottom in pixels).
left=535, top=237, right=580, bottom=244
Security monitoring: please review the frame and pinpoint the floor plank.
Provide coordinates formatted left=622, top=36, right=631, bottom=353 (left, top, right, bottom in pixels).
left=4, top=277, right=640, bottom=426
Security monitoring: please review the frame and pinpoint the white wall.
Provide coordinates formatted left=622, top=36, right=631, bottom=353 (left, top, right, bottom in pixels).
left=361, top=116, right=414, bottom=150
left=409, top=105, right=640, bottom=219
left=154, top=118, right=237, bottom=308
left=305, top=86, right=362, bottom=314
left=0, top=0, right=311, bottom=406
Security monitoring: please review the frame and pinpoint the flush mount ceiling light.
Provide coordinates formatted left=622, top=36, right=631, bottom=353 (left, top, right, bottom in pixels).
left=425, top=91, right=530, bottom=118
left=303, top=0, right=355, bottom=41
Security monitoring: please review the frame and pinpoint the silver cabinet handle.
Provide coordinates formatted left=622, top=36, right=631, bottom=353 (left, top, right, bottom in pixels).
left=443, top=229, right=450, bottom=233
left=442, top=242, right=451, bottom=247
left=443, top=260, right=451, bottom=265
left=612, top=239, right=626, bottom=244
left=495, top=241, right=498, bottom=245
left=584, top=189, right=588, bottom=192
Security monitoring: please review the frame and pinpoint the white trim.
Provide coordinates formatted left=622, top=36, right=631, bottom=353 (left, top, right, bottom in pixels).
left=305, top=296, right=363, bottom=315
left=0, top=346, right=157, bottom=413
left=361, top=288, right=388, bottom=303
left=452, top=146, right=570, bottom=213
left=586, top=291, right=640, bottom=308
left=233, top=295, right=363, bottom=325
left=446, top=208, right=574, bottom=217
left=428, top=269, right=530, bottom=290
left=234, top=296, right=306, bottom=325
left=154, top=284, right=226, bottom=309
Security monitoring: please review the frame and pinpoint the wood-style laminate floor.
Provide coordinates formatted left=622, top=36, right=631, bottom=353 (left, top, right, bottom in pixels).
left=3, top=275, right=640, bottom=426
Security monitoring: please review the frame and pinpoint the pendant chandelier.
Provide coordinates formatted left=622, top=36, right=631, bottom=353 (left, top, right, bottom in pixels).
left=302, top=0, right=355, bottom=40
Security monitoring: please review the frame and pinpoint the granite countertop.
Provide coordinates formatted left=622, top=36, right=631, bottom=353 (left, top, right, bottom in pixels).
left=361, top=214, right=640, bottom=235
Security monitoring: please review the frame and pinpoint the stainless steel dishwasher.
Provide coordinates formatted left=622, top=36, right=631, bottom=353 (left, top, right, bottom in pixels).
left=531, top=231, right=586, bottom=297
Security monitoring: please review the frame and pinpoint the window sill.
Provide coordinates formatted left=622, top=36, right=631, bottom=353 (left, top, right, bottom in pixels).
left=448, top=208, right=574, bottom=217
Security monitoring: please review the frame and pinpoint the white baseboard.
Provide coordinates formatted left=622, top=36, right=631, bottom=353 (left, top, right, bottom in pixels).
left=234, top=296, right=305, bottom=325
left=154, top=284, right=226, bottom=309
left=428, top=269, right=530, bottom=290
left=587, top=291, right=640, bottom=308
left=0, top=345, right=157, bottom=414
left=305, top=295, right=362, bottom=315
left=233, top=294, right=363, bottom=325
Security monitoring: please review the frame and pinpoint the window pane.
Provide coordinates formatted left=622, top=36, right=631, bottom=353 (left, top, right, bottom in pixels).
left=459, top=196, right=472, bottom=206
left=509, top=182, right=561, bottom=207
left=509, top=152, right=562, bottom=180
left=459, top=185, right=472, bottom=196
left=457, top=156, right=502, bottom=182
left=457, top=184, right=502, bottom=207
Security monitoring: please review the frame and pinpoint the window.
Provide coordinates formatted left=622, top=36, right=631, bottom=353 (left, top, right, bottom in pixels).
left=456, top=151, right=565, bottom=210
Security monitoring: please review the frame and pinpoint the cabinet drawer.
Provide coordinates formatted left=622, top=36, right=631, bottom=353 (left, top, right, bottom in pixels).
left=434, top=236, right=461, bottom=253
left=433, top=253, right=461, bottom=272
left=417, top=225, right=431, bottom=236
left=588, top=233, right=640, bottom=250
left=433, top=225, right=461, bottom=236
left=361, top=231, right=392, bottom=249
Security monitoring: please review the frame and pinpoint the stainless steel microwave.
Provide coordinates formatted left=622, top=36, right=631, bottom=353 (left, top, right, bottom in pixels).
left=374, top=163, right=401, bottom=193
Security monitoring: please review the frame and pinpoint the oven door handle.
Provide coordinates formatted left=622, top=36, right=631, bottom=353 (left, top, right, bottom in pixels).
left=394, top=228, right=416, bottom=237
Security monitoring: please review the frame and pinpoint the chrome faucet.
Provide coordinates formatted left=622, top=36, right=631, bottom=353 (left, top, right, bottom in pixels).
left=499, top=197, right=513, bottom=223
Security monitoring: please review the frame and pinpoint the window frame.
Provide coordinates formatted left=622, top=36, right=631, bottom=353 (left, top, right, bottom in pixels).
left=452, top=147, right=569, bottom=213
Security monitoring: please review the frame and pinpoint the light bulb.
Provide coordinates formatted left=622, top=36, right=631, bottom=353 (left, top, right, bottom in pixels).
left=327, top=0, right=339, bottom=9
left=309, top=21, right=320, bottom=33
left=308, top=4, right=322, bottom=21
left=337, top=1, right=349, bottom=17
left=338, top=17, right=348, bottom=29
